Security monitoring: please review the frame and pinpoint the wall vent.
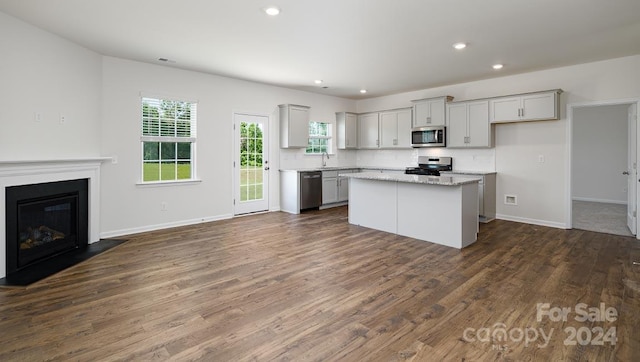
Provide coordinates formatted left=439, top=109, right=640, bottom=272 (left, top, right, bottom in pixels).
left=504, top=194, right=518, bottom=205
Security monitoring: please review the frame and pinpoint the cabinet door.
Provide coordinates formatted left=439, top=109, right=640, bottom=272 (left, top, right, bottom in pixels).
left=379, top=111, right=398, bottom=148
left=521, top=92, right=556, bottom=121
left=413, top=99, right=446, bottom=127
left=337, top=112, right=358, bottom=149
left=288, top=106, right=310, bottom=147
left=467, top=101, right=490, bottom=147
left=427, top=98, right=446, bottom=126
left=413, top=101, right=430, bottom=127
left=358, top=113, right=379, bottom=148
left=446, top=103, right=468, bottom=148
left=322, top=177, right=338, bottom=204
left=478, top=183, right=484, bottom=216
left=396, top=109, right=412, bottom=147
left=338, top=176, right=349, bottom=202
left=489, top=97, right=520, bottom=123
left=345, top=113, right=358, bottom=148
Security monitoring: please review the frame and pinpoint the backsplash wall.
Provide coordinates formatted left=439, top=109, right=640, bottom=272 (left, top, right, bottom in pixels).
left=356, top=148, right=495, bottom=171
left=279, top=148, right=358, bottom=170
left=279, top=147, right=495, bottom=171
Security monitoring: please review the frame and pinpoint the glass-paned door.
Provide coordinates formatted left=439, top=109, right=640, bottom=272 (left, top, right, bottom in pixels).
left=234, top=113, right=269, bottom=215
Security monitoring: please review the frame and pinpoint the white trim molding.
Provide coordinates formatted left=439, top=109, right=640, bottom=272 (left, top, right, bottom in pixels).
left=496, top=214, right=569, bottom=229
left=0, top=158, right=111, bottom=278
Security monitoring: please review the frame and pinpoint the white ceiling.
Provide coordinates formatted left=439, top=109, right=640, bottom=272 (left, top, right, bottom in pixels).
left=1, top=0, right=639, bottom=99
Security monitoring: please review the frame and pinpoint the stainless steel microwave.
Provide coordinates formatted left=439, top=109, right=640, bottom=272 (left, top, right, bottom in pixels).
left=411, top=126, right=446, bottom=148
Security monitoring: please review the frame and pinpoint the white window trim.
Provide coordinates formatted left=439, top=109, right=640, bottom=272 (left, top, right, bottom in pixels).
left=306, top=122, right=333, bottom=154
left=140, top=95, right=198, bottom=183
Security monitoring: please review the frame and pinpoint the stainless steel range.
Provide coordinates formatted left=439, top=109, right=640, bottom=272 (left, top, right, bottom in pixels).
left=405, top=156, right=452, bottom=176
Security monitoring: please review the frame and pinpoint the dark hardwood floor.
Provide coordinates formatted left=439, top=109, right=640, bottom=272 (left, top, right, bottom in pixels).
left=1, top=206, right=639, bottom=361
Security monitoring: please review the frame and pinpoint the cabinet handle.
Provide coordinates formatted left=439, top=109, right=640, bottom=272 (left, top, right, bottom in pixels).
left=393, top=139, right=397, bottom=145
left=521, top=108, right=524, bottom=117
left=376, top=139, right=379, bottom=146
left=426, top=116, right=431, bottom=124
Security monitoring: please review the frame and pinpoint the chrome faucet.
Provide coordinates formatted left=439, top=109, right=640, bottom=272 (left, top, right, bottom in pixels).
left=322, top=151, right=330, bottom=167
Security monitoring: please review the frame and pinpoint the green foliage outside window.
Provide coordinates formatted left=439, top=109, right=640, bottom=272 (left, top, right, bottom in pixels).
left=141, top=97, right=196, bottom=182
left=240, top=122, right=263, bottom=167
left=306, top=121, right=331, bottom=154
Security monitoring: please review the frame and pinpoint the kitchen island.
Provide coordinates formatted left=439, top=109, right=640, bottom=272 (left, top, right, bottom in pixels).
left=345, top=172, right=481, bottom=249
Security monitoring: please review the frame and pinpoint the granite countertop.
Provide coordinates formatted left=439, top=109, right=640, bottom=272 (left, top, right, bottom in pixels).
left=345, top=172, right=481, bottom=186
left=442, top=170, right=497, bottom=175
left=280, top=166, right=407, bottom=172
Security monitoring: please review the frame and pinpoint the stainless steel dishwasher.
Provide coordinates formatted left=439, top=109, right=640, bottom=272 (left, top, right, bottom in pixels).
left=299, top=171, right=322, bottom=210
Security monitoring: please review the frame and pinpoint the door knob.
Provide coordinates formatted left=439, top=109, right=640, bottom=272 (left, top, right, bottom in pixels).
left=264, top=167, right=270, bottom=170
left=623, top=171, right=630, bottom=175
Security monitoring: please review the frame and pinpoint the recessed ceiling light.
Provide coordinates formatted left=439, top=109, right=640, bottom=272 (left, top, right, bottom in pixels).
left=314, top=80, right=323, bottom=84
left=492, top=64, right=504, bottom=70
left=453, top=42, right=467, bottom=50
left=264, top=6, right=280, bottom=16
left=360, top=89, right=367, bottom=94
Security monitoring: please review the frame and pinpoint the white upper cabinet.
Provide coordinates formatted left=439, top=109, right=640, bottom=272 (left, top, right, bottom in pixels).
left=380, top=108, right=412, bottom=148
left=446, top=100, right=491, bottom=148
left=489, top=90, right=561, bottom=123
left=467, top=101, right=491, bottom=147
left=358, top=113, right=380, bottom=149
left=279, top=104, right=309, bottom=148
left=336, top=112, right=358, bottom=149
left=446, top=103, right=468, bottom=148
left=411, top=96, right=453, bottom=127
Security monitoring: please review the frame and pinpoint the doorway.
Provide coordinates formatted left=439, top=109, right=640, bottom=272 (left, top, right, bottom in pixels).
left=233, top=113, right=269, bottom=215
left=568, top=100, right=639, bottom=236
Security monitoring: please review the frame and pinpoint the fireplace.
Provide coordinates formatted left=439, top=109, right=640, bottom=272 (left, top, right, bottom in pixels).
left=5, top=179, right=88, bottom=277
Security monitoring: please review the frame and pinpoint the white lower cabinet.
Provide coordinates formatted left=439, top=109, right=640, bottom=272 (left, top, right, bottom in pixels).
left=338, top=176, right=349, bottom=202
left=322, top=170, right=338, bottom=205
left=322, top=169, right=358, bottom=205
left=445, top=172, right=496, bottom=222
left=338, top=170, right=354, bottom=202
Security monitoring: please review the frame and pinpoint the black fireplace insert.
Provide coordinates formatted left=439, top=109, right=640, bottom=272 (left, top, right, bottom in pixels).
left=6, top=179, right=89, bottom=276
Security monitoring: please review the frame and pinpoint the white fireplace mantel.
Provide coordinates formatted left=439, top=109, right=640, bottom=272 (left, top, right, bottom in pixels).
left=0, top=157, right=111, bottom=279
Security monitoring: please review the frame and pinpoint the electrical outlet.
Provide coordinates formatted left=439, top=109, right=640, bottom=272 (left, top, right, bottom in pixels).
left=34, top=112, right=42, bottom=122
left=59, top=114, right=66, bottom=125
left=160, top=202, right=168, bottom=211
left=111, top=155, right=118, bottom=164
left=538, top=155, right=545, bottom=163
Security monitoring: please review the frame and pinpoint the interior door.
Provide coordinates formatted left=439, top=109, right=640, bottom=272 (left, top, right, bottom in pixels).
left=628, top=103, right=638, bottom=234
left=234, top=113, right=269, bottom=215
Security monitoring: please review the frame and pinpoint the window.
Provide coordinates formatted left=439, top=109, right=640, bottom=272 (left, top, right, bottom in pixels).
left=306, top=121, right=332, bottom=154
left=141, top=96, right=197, bottom=182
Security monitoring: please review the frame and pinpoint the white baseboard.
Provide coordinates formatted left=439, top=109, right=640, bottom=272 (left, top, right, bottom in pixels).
left=572, top=197, right=627, bottom=205
left=496, top=214, right=569, bottom=229
left=100, top=214, right=234, bottom=239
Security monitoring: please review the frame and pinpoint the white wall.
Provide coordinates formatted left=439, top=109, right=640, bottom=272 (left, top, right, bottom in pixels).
left=0, top=11, right=356, bottom=237
left=0, top=11, right=102, bottom=160
left=2, top=8, right=640, bottom=234
left=356, top=55, right=640, bottom=227
left=100, top=57, right=355, bottom=236
left=572, top=105, right=629, bottom=203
